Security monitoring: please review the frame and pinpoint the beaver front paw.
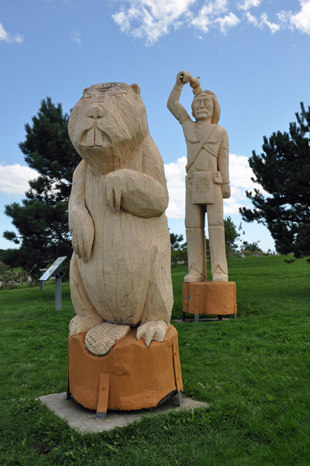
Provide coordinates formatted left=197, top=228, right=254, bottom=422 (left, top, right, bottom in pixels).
left=69, top=314, right=103, bottom=337
left=136, top=320, right=168, bottom=347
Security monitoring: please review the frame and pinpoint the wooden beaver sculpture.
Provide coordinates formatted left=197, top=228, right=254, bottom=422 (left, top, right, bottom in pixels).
left=68, top=82, right=173, bottom=356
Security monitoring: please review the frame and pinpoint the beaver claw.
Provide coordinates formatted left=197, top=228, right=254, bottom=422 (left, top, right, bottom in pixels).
left=136, top=320, right=168, bottom=347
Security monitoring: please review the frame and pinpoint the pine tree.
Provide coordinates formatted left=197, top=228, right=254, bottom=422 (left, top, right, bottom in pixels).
left=240, top=102, right=310, bottom=257
left=224, top=216, right=241, bottom=253
left=170, top=232, right=184, bottom=250
left=3, top=98, right=80, bottom=269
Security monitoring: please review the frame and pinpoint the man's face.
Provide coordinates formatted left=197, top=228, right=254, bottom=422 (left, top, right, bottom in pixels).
left=193, top=93, right=213, bottom=121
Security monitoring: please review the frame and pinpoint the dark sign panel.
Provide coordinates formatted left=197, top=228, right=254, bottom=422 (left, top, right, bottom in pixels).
left=39, top=257, right=67, bottom=281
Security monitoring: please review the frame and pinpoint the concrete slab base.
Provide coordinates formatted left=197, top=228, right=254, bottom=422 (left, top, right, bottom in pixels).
left=37, top=392, right=208, bottom=434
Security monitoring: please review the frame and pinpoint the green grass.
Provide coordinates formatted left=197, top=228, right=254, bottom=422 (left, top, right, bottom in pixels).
left=1, top=255, right=310, bottom=465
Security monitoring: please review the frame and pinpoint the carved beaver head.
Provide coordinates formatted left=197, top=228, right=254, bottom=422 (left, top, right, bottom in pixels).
left=68, top=82, right=149, bottom=175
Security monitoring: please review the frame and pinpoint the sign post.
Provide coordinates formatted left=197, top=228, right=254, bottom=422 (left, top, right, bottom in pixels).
left=39, top=269, right=46, bottom=290
left=39, top=257, right=67, bottom=311
left=29, top=262, right=48, bottom=290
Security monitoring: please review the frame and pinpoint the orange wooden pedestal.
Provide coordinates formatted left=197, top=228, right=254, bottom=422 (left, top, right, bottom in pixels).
left=183, top=281, right=237, bottom=316
left=67, top=325, right=183, bottom=413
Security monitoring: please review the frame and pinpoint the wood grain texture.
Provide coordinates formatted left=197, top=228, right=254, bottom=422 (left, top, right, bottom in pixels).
left=167, top=71, right=230, bottom=283
left=68, top=82, right=173, bottom=352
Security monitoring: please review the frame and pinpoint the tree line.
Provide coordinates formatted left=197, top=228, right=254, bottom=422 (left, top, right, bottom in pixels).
left=2, top=99, right=310, bottom=270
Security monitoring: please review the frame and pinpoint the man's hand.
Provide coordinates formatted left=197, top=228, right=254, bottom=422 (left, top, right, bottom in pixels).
left=176, top=71, right=185, bottom=86
left=180, top=71, right=192, bottom=84
left=176, top=72, right=201, bottom=94
left=222, top=183, right=231, bottom=199
left=176, top=71, right=193, bottom=86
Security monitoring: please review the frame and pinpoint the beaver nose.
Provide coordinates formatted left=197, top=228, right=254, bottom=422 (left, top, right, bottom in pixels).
left=86, top=105, right=104, bottom=119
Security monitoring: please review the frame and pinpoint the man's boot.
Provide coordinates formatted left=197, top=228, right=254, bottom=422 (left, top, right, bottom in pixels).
left=184, top=228, right=206, bottom=282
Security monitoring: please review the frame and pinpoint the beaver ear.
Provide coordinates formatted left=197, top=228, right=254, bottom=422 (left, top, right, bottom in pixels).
left=130, top=84, right=140, bottom=95
left=83, top=87, right=89, bottom=96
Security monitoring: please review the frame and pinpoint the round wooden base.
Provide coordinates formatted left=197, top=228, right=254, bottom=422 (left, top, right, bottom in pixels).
left=67, top=324, right=183, bottom=411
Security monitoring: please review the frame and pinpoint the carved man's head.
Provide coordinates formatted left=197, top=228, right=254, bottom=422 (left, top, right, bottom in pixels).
left=191, top=91, right=221, bottom=124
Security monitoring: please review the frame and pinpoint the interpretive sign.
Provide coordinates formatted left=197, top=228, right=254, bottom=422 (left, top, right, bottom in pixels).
left=39, top=257, right=67, bottom=311
left=39, top=257, right=67, bottom=282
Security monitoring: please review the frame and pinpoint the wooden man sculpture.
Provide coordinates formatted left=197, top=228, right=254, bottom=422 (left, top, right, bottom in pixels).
left=168, top=72, right=230, bottom=283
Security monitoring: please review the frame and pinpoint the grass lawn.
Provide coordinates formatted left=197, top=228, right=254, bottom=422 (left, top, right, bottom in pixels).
left=1, top=255, right=310, bottom=465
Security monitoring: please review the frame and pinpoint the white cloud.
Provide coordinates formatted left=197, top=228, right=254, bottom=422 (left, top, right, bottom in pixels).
left=113, top=10, right=131, bottom=33
left=166, top=186, right=187, bottom=218
left=112, top=0, right=239, bottom=43
left=0, top=23, right=23, bottom=44
left=223, top=197, right=246, bottom=215
left=229, top=154, right=254, bottom=190
left=190, top=5, right=213, bottom=33
left=237, top=0, right=262, bottom=12
left=111, top=0, right=310, bottom=43
left=290, top=0, right=310, bottom=34
left=244, top=1, right=310, bottom=35
left=244, top=11, right=258, bottom=26
left=164, top=153, right=266, bottom=218
left=0, top=164, right=37, bottom=195
left=164, top=156, right=187, bottom=188
left=164, top=156, right=187, bottom=218
left=190, top=1, right=241, bottom=34
left=112, top=0, right=196, bottom=45
left=259, top=12, right=281, bottom=33
left=276, top=10, right=293, bottom=27
left=214, top=12, right=240, bottom=33
left=275, top=2, right=310, bottom=35
left=224, top=153, right=267, bottom=214
left=244, top=11, right=281, bottom=33
left=71, top=31, right=82, bottom=44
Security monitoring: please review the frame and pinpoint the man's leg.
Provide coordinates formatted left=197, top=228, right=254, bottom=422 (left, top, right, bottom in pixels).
left=207, top=187, right=228, bottom=282
left=184, top=179, right=206, bottom=282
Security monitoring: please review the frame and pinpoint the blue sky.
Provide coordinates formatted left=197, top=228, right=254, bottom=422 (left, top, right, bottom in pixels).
left=1, top=0, right=310, bottom=252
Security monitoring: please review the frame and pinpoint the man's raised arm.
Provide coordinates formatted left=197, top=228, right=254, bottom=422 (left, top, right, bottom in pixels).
left=167, top=71, right=197, bottom=124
